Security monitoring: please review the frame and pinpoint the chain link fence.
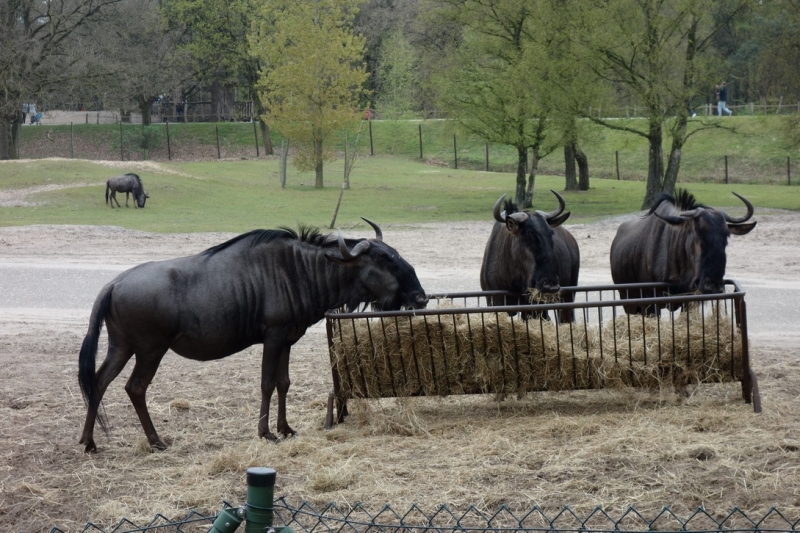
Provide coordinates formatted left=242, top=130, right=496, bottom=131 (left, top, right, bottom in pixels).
left=48, top=499, right=800, bottom=533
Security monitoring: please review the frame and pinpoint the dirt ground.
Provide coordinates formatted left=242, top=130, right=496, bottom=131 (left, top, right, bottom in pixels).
left=0, top=193, right=799, bottom=532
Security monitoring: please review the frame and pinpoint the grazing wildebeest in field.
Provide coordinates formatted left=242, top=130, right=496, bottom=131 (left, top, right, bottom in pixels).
left=610, top=189, right=756, bottom=315
left=78, top=220, right=428, bottom=452
left=106, top=173, right=148, bottom=208
left=480, top=190, right=580, bottom=323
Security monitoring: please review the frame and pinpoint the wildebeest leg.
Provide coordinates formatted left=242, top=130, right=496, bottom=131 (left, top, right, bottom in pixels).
left=125, top=348, right=169, bottom=450
left=275, top=345, right=296, bottom=438
left=124, top=191, right=130, bottom=207
left=559, top=292, right=576, bottom=324
left=79, top=340, right=134, bottom=453
left=258, top=342, right=296, bottom=441
left=110, top=191, right=121, bottom=208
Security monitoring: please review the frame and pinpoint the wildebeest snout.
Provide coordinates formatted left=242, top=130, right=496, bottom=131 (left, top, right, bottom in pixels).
left=697, top=278, right=725, bottom=294
left=537, top=279, right=561, bottom=294
left=412, top=291, right=429, bottom=309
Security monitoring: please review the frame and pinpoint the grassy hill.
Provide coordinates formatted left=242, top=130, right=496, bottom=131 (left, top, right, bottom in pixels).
left=16, top=115, right=799, bottom=186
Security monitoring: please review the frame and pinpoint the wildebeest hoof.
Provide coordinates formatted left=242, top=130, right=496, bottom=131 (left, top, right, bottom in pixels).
left=82, top=440, right=98, bottom=454
left=151, top=440, right=168, bottom=451
left=260, top=431, right=280, bottom=442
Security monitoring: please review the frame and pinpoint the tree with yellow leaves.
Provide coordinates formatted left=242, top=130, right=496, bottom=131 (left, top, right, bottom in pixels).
left=251, top=0, right=368, bottom=188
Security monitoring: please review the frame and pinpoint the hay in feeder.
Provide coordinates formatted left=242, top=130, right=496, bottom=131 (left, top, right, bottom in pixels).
left=329, top=302, right=743, bottom=400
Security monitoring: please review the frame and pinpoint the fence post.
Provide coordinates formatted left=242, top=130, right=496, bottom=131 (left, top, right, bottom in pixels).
left=215, top=124, right=221, bottom=159
left=85, top=113, right=89, bottom=124
left=166, top=120, right=171, bottom=160
left=245, top=467, right=277, bottom=531
left=70, top=123, right=74, bottom=159
left=369, top=119, right=374, bottom=156
left=725, top=155, right=729, bottom=184
left=119, top=122, right=124, bottom=161
left=253, top=121, right=259, bottom=157
left=615, top=150, right=620, bottom=180
left=788, top=156, right=792, bottom=186
left=485, top=142, right=489, bottom=171
left=418, top=123, right=423, bottom=159
left=453, top=134, right=457, bottom=169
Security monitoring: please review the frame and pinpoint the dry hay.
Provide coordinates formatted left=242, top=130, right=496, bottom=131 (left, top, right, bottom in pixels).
left=330, top=303, right=743, bottom=400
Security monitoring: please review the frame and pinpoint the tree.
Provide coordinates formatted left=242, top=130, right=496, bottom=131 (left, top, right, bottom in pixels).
left=577, top=0, right=751, bottom=208
left=81, top=0, right=192, bottom=125
left=374, top=26, right=419, bottom=118
left=251, top=0, right=368, bottom=188
left=162, top=0, right=275, bottom=153
left=428, top=0, right=552, bottom=207
left=0, top=0, right=122, bottom=160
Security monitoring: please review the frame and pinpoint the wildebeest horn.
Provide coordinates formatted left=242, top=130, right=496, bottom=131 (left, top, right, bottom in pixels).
left=493, top=194, right=507, bottom=222
left=654, top=212, right=688, bottom=225
left=722, top=192, right=754, bottom=224
left=337, top=230, right=371, bottom=261
left=538, top=190, right=566, bottom=221
left=509, top=212, right=529, bottom=223
left=361, top=217, right=383, bottom=241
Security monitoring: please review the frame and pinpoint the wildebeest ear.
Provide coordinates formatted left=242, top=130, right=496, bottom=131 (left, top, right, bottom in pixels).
left=728, top=221, right=757, bottom=235
left=505, top=212, right=528, bottom=235
left=547, top=211, right=570, bottom=228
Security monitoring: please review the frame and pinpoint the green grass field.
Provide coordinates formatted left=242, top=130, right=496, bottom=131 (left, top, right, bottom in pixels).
left=1, top=156, right=797, bottom=234
left=18, top=114, right=800, bottom=185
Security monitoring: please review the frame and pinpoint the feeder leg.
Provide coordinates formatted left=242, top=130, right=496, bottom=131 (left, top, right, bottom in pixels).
left=325, top=392, right=334, bottom=429
left=749, top=369, right=762, bottom=414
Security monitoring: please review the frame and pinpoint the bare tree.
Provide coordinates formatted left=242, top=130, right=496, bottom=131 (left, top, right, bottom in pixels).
left=0, top=0, right=123, bottom=159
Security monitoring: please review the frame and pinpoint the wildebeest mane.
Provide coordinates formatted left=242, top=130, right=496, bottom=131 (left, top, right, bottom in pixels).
left=503, top=198, right=519, bottom=215
left=201, top=226, right=335, bottom=257
left=648, top=188, right=707, bottom=216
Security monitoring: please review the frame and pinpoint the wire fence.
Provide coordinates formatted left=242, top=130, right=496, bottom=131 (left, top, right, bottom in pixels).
left=48, top=499, right=800, bottom=533
left=12, top=116, right=798, bottom=186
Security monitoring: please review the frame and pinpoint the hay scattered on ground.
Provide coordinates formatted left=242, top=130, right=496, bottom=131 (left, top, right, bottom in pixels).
left=331, top=304, right=743, bottom=399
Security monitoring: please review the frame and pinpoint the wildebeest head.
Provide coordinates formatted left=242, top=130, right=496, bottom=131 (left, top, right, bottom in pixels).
left=652, top=190, right=756, bottom=294
left=326, top=218, right=428, bottom=311
left=493, top=190, right=571, bottom=294
left=133, top=177, right=149, bottom=208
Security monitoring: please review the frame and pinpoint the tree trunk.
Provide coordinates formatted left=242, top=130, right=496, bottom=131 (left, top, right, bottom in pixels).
left=642, top=121, right=665, bottom=209
left=259, top=121, right=273, bottom=155
left=662, top=130, right=685, bottom=195
left=524, top=145, right=540, bottom=208
left=137, top=97, right=153, bottom=126
left=0, top=113, right=22, bottom=160
left=564, top=144, right=578, bottom=190
left=515, top=145, right=528, bottom=206
left=575, top=143, right=589, bottom=191
left=314, top=134, right=324, bottom=188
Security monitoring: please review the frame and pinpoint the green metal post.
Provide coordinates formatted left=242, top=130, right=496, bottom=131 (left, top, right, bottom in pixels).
left=208, top=507, right=245, bottom=533
left=245, top=467, right=276, bottom=532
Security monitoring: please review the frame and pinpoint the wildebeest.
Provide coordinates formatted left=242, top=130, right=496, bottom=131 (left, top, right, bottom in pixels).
left=78, top=220, right=428, bottom=452
left=610, top=189, right=756, bottom=314
left=106, top=173, right=148, bottom=208
left=480, top=190, right=580, bottom=322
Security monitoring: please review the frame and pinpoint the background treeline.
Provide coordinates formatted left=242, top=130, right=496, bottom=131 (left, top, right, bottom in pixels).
left=3, top=0, right=800, bottom=206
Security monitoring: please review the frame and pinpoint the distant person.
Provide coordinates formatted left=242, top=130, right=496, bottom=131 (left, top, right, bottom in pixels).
left=718, top=82, right=732, bottom=116
left=713, top=85, right=720, bottom=115
left=21, top=102, right=29, bottom=124
left=28, top=102, right=37, bottom=124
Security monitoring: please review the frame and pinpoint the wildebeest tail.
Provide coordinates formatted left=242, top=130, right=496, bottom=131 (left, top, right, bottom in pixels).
left=79, top=284, right=113, bottom=433
left=105, top=183, right=109, bottom=204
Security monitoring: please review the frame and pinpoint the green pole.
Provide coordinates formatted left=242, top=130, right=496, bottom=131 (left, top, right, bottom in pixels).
left=245, top=467, right=276, bottom=532
left=208, top=507, right=244, bottom=533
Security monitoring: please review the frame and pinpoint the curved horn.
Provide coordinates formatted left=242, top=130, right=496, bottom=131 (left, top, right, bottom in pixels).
left=654, top=211, right=689, bottom=226
left=361, top=217, right=383, bottom=241
left=493, top=194, right=507, bottom=222
left=723, top=192, right=754, bottom=224
left=337, top=230, right=370, bottom=261
left=509, top=211, right=529, bottom=223
left=538, top=189, right=566, bottom=220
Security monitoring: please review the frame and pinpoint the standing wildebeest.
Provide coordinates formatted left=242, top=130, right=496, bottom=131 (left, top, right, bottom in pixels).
left=480, top=190, right=580, bottom=322
left=610, top=189, right=756, bottom=315
left=78, top=220, right=428, bottom=452
left=106, top=173, right=149, bottom=208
